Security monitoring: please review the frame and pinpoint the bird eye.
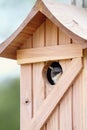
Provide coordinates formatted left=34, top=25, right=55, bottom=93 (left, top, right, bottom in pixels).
left=42, top=61, right=63, bottom=85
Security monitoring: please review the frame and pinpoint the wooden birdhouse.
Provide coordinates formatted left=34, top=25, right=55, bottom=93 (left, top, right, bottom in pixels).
left=0, top=0, right=87, bottom=130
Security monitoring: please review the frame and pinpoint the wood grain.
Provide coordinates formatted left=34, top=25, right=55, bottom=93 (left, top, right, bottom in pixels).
left=17, top=44, right=82, bottom=64
left=59, top=29, right=72, bottom=130
left=41, top=0, right=87, bottom=42
left=33, top=22, right=45, bottom=130
left=45, top=19, right=59, bottom=130
left=0, top=0, right=87, bottom=59
left=83, top=49, right=87, bottom=130
left=29, top=58, right=82, bottom=130
left=72, top=40, right=85, bottom=130
left=20, top=37, right=33, bottom=130
left=73, top=73, right=83, bottom=130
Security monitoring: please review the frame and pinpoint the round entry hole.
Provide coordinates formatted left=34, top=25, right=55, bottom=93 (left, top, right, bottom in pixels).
left=43, top=61, right=63, bottom=85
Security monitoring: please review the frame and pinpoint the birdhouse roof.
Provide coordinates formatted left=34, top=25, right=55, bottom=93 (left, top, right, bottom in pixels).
left=0, top=0, right=87, bottom=59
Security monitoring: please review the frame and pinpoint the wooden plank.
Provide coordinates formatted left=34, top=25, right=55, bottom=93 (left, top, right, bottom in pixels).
left=72, top=39, right=84, bottom=130
left=60, top=87, right=72, bottom=130
left=28, top=58, right=82, bottom=130
left=59, top=30, right=72, bottom=130
left=20, top=37, right=33, bottom=130
left=83, top=49, right=87, bottom=130
left=20, top=64, right=32, bottom=130
left=17, top=44, right=82, bottom=64
left=32, top=22, right=45, bottom=130
left=45, top=19, right=59, bottom=130
left=72, top=42, right=87, bottom=130
left=73, top=73, right=83, bottom=130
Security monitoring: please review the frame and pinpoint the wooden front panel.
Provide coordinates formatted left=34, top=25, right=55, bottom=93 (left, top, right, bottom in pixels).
left=20, top=19, right=84, bottom=130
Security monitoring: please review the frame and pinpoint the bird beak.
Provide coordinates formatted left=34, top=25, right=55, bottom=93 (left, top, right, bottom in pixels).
left=49, top=66, right=53, bottom=70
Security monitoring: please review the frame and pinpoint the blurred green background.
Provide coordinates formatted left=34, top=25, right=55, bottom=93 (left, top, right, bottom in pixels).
left=0, top=78, right=20, bottom=130
left=0, top=0, right=77, bottom=130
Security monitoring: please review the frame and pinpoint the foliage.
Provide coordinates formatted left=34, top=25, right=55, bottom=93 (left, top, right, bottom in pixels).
left=0, top=78, right=20, bottom=130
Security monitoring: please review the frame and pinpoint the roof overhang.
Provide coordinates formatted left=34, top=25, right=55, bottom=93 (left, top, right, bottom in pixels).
left=0, top=0, right=87, bottom=59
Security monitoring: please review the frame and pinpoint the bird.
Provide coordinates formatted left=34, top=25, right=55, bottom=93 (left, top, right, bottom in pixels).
left=47, top=62, right=63, bottom=85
